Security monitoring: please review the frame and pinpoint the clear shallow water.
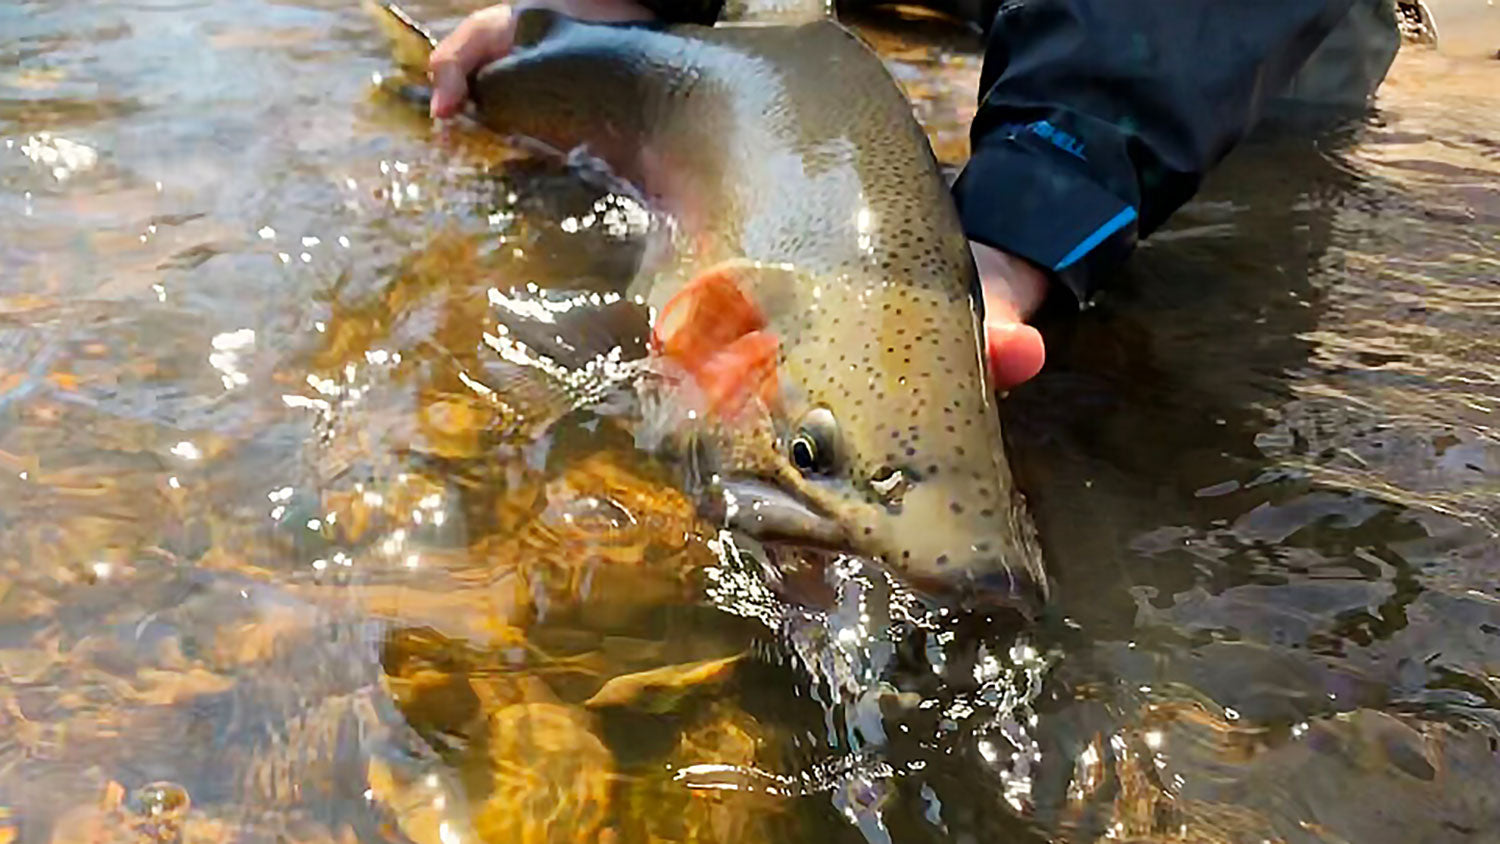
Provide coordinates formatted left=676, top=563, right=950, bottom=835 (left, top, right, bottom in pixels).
left=2, top=1, right=1499, bottom=842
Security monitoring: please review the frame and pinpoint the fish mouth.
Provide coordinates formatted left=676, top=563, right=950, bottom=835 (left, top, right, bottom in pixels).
left=708, top=477, right=850, bottom=550
left=707, top=478, right=1045, bottom=620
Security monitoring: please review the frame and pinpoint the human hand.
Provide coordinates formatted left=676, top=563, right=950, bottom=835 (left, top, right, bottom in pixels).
left=428, top=0, right=656, bottom=118
left=971, top=240, right=1047, bottom=390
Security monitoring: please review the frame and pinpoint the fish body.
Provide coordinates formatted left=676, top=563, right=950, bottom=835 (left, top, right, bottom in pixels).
left=368, top=3, right=1046, bottom=611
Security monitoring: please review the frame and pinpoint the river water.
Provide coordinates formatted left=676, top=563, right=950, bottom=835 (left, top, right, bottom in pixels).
left=2, top=1, right=1498, bottom=842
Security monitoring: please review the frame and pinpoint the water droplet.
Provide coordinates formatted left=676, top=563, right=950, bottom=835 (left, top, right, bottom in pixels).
left=127, top=781, right=190, bottom=820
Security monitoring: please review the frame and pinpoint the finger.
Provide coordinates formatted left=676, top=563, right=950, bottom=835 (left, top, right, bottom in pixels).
left=971, top=240, right=1047, bottom=321
left=429, top=63, right=463, bottom=118
left=428, top=6, right=515, bottom=117
left=986, top=321, right=1046, bottom=390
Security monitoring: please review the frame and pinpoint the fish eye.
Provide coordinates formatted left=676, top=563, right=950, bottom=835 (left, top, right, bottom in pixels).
left=789, top=407, right=839, bottom=476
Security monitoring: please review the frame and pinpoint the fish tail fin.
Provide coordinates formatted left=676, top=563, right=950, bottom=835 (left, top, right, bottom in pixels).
left=363, top=1, right=441, bottom=110
left=364, top=1, right=438, bottom=76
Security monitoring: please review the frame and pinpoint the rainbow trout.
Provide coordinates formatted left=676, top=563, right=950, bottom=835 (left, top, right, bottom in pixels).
left=369, top=1, right=1047, bottom=612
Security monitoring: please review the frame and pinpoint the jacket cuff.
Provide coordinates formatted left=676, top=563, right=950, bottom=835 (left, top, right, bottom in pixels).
left=953, top=128, right=1139, bottom=304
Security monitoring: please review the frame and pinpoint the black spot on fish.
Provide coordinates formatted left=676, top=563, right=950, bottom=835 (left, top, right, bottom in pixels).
left=935, top=554, right=949, bottom=566
left=950, top=503, right=964, bottom=515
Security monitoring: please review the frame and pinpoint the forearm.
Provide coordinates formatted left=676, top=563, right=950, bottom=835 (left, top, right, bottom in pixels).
left=954, top=0, right=1365, bottom=302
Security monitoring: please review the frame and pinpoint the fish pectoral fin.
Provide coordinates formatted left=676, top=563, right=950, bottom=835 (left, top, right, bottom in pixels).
left=493, top=286, right=653, bottom=367
left=473, top=338, right=640, bottom=444
left=476, top=287, right=653, bottom=442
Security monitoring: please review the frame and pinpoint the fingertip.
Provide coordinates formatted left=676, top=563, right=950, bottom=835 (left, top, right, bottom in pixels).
left=428, top=64, right=465, bottom=118
left=986, top=322, right=1046, bottom=390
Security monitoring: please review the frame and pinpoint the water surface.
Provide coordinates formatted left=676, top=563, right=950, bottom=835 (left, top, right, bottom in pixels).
left=2, top=2, right=1499, bottom=842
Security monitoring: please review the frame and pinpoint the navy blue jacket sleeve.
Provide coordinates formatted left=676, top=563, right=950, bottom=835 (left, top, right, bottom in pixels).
left=952, top=0, right=1361, bottom=301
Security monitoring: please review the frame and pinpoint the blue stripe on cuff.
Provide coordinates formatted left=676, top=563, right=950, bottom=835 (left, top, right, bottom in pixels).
left=953, top=132, right=1140, bottom=300
left=1053, top=205, right=1138, bottom=271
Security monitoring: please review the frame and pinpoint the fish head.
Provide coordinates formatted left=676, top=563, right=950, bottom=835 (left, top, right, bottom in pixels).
left=654, top=260, right=1047, bottom=615
left=721, top=384, right=1048, bottom=617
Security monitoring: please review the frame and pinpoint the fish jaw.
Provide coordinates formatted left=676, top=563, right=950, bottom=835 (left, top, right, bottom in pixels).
left=701, top=455, right=1048, bottom=615
left=855, top=461, right=1049, bottom=615
left=710, top=476, right=849, bottom=549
